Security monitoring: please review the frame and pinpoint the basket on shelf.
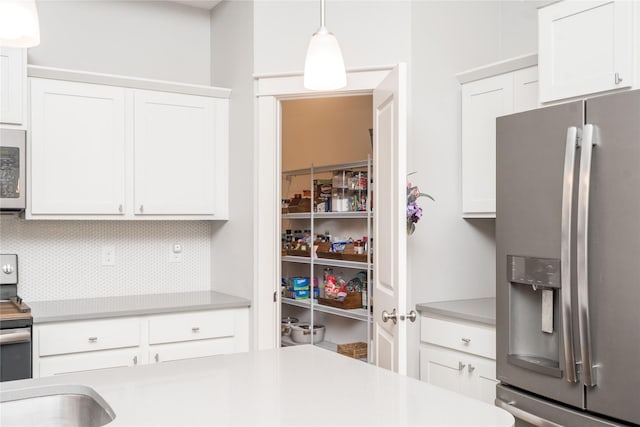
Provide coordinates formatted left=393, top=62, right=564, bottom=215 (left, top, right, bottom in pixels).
left=317, top=291, right=362, bottom=309
left=337, top=342, right=368, bottom=360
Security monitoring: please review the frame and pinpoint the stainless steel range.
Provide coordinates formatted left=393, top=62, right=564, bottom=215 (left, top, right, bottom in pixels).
left=0, top=254, right=32, bottom=382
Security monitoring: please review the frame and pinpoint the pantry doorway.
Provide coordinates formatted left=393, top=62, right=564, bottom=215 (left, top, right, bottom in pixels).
left=254, top=64, right=410, bottom=374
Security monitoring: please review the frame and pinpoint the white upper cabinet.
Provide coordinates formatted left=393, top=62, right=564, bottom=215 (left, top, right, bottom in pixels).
left=0, top=48, right=26, bottom=126
left=539, top=0, right=635, bottom=103
left=27, top=68, right=230, bottom=220
left=133, top=90, right=224, bottom=217
left=458, top=56, right=539, bottom=218
left=30, top=78, right=126, bottom=215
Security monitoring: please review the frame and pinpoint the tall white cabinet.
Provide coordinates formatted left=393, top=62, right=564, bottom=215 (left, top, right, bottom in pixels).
left=458, top=55, right=539, bottom=218
left=27, top=67, right=229, bottom=220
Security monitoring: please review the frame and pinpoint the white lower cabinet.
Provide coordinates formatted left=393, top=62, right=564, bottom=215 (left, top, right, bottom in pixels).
left=148, top=309, right=249, bottom=363
left=33, top=308, right=249, bottom=378
left=419, top=315, right=497, bottom=405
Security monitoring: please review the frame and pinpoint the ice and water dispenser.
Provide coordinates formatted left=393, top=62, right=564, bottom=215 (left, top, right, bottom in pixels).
left=507, top=255, right=563, bottom=378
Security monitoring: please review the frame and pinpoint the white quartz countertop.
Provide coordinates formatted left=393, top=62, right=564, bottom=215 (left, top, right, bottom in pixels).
left=28, top=291, right=250, bottom=323
left=415, top=298, right=496, bottom=325
left=2, top=346, right=514, bottom=426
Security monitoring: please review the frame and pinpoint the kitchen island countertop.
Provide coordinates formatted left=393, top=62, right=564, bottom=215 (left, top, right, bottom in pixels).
left=28, top=290, right=250, bottom=323
left=415, top=297, right=496, bottom=325
left=1, top=345, right=514, bottom=426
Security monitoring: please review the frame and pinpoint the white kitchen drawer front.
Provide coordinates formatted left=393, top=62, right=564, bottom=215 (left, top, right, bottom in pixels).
left=148, top=309, right=239, bottom=345
left=37, top=318, right=140, bottom=356
left=38, top=347, right=140, bottom=377
left=149, top=338, right=237, bottom=363
left=420, top=316, right=496, bottom=359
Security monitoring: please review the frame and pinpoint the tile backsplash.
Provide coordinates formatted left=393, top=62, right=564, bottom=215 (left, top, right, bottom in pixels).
left=0, top=216, right=212, bottom=301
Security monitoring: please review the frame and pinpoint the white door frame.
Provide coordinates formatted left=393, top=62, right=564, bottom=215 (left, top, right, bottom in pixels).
left=252, top=66, right=394, bottom=351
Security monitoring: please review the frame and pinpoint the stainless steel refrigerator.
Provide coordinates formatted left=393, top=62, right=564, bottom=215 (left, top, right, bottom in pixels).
left=495, top=89, right=640, bottom=427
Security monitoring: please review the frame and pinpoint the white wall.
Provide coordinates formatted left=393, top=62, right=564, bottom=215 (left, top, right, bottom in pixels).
left=0, top=1, right=216, bottom=302
left=29, top=0, right=211, bottom=84
left=253, top=0, right=411, bottom=74
left=210, top=0, right=255, bottom=300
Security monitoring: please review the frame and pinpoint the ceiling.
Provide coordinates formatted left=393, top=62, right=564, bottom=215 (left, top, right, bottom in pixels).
left=173, top=0, right=222, bottom=10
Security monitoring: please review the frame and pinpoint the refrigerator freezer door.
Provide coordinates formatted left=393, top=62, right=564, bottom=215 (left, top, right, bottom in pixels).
left=583, top=90, right=640, bottom=425
left=496, top=384, right=627, bottom=427
left=496, top=101, right=584, bottom=408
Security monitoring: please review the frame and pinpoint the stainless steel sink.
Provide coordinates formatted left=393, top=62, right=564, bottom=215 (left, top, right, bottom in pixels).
left=0, top=384, right=115, bottom=427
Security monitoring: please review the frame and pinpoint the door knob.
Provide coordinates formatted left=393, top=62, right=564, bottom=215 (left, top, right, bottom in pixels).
left=382, top=308, right=398, bottom=325
left=399, top=310, right=417, bottom=322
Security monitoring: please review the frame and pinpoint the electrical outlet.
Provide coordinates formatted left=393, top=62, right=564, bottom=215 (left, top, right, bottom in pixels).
left=102, top=246, right=115, bottom=266
left=170, top=243, right=183, bottom=263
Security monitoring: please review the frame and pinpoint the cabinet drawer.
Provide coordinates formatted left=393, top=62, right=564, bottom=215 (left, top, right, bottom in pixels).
left=37, top=318, right=140, bottom=356
left=148, top=309, right=237, bottom=345
left=420, top=316, right=496, bottom=359
left=38, top=347, right=140, bottom=377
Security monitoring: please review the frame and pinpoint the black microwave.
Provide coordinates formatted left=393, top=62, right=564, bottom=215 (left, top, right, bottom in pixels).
left=0, top=129, right=26, bottom=211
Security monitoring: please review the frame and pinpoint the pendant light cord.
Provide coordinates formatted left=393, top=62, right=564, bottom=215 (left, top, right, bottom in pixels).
left=320, top=0, right=326, bottom=28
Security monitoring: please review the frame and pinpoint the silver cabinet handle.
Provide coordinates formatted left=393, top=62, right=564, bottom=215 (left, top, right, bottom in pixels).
left=2, top=264, right=14, bottom=274
left=615, top=72, right=623, bottom=85
left=399, top=310, right=417, bottom=322
left=577, top=124, right=597, bottom=387
left=561, top=126, right=579, bottom=383
left=88, top=336, right=98, bottom=343
left=457, top=361, right=466, bottom=371
left=461, top=337, right=471, bottom=344
left=192, top=327, right=200, bottom=333
left=154, top=353, right=159, bottom=363
left=133, top=356, right=138, bottom=365
left=118, top=204, right=123, bottom=213
left=495, top=399, right=563, bottom=427
left=468, top=364, right=475, bottom=373
left=140, top=205, right=144, bottom=213
left=381, top=308, right=398, bottom=325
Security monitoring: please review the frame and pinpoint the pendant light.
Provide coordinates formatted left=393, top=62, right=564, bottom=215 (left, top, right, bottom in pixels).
left=0, top=0, right=41, bottom=47
left=303, top=0, right=346, bottom=90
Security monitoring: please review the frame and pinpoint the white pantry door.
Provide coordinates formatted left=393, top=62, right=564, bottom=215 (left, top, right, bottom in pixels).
left=373, top=64, right=408, bottom=374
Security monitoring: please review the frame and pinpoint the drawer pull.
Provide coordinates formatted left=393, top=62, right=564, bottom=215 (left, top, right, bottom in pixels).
left=457, top=361, right=466, bottom=371
left=461, top=337, right=471, bottom=344
left=468, top=364, right=475, bottom=373
left=155, top=353, right=159, bottom=363
left=192, top=327, right=200, bottom=333
left=133, top=356, right=138, bottom=365
left=88, top=337, right=98, bottom=343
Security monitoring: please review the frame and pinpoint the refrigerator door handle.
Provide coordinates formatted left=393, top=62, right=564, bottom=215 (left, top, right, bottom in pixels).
left=495, top=398, right=563, bottom=427
left=560, top=126, right=579, bottom=383
left=577, top=123, right=597, bottom=387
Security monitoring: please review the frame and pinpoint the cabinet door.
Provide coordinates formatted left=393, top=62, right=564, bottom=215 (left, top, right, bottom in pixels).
left=30, top=78, right=126, bottom=215
left=0, top=48, right=25, bottom=125
left=149, top=338, right=237, bottom=364
left=539, top=0, right=634, bottom=103
left=38, top=347, right=140, bottom=377
left=133, top=90, right=219, bottom=216
left=461, top=73, right=514, bottom=217
left=467, top=356, right=498, bottom=405
left=419, top=347, right=465, bottom=395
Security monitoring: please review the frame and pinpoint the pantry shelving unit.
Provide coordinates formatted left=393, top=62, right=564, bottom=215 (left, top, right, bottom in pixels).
left=280, top=158, right=373, bottom=362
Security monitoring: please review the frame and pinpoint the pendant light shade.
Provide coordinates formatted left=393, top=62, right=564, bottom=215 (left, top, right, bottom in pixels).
left=303, top=0, right=346, bottom=90
left=0, top=0, right=41, bottom=48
